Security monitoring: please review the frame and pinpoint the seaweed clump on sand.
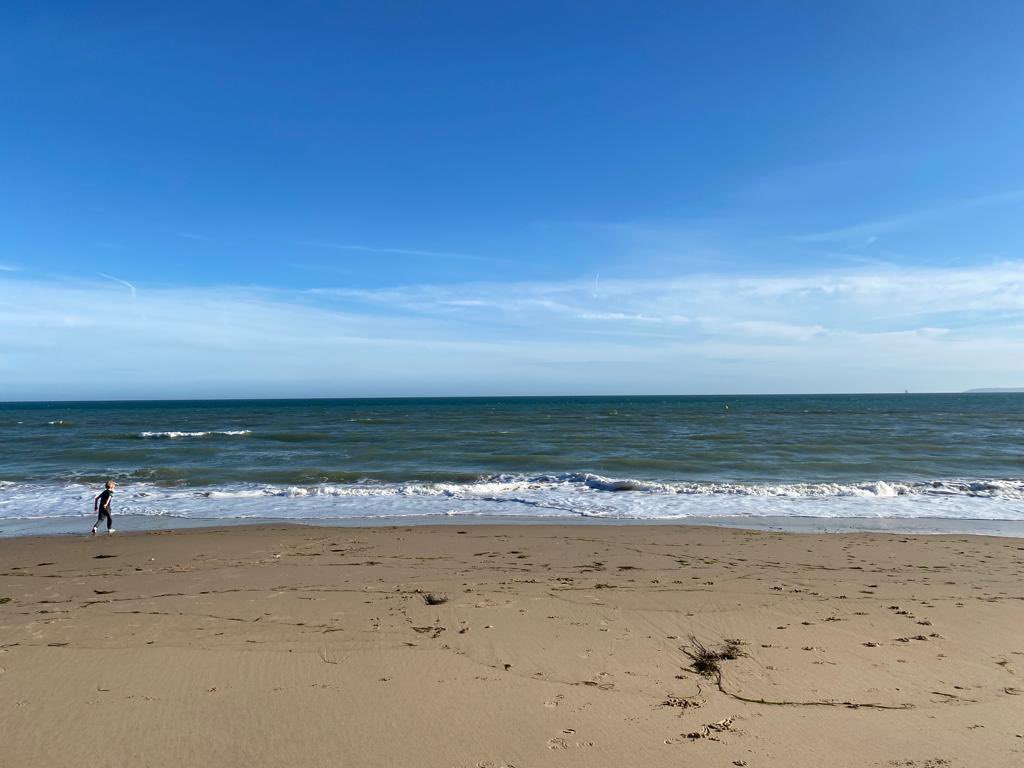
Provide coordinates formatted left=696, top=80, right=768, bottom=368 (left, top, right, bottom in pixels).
left=684, top=635, right=745, bottom=678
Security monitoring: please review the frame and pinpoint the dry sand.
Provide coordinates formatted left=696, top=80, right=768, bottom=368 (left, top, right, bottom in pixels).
left=1, top=523, right=1022, bottom=767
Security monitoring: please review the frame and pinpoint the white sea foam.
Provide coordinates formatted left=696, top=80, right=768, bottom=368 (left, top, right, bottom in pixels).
left=2, top=473, right=1023, bottom=530
left=138, top=430, right=252, bottom=438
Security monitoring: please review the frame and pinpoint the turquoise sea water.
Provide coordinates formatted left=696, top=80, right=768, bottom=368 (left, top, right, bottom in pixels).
left=2, top=394, right=1023, bottom=535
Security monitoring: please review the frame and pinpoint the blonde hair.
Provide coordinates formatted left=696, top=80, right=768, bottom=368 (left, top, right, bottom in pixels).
left=105, top=480, right=116, bottom=490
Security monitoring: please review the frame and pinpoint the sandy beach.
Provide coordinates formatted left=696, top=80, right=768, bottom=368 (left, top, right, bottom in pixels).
left=1, top=523, right=1022, bottom=767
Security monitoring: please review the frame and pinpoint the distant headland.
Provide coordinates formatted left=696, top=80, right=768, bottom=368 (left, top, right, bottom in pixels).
left=965, top=388, right=1024, bottom=393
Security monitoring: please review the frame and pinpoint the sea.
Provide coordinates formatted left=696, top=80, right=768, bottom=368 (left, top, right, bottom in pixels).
left=2, top=394, right=1024, bottom=537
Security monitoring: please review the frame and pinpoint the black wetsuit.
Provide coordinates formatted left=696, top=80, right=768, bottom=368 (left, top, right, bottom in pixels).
left=95, top=489, right=114, bottom=530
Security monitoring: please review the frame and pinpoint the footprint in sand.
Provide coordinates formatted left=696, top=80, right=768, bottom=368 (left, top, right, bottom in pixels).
left=545, top=729, right=594, bottom=750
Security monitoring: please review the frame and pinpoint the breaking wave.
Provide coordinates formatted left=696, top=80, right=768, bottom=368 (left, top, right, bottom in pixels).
left=196, top=473, right=1024, bottom=501
left=2, top=473, right=1023, bottom=527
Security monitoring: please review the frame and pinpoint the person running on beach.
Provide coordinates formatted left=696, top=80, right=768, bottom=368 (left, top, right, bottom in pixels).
left=92, top=480, right=116, bottom=535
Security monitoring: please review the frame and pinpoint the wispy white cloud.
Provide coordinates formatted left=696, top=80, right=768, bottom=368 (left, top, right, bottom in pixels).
left=2, top=262, right=1024, bottom=399
left=98, top=273, right=138, bottom=298
left=795, top=188, right=1024, bottom=245
left=298, top=240, right=507, bottom=263
left=577, top=312, right=679, bottom=324
left=726, top=320, right=826, bottom=342
left=795, top=211, right=930, bottom=245
left=327, top=260, right=1024, bottom=328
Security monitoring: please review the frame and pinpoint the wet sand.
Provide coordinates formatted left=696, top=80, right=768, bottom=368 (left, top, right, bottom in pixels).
left=1, top=524, right=1022, bottom=767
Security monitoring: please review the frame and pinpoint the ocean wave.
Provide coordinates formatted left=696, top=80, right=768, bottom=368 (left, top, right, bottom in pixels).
left=137, top=430, right=253, bottom=439
left=2, top=473, right=1023, bottom=525
left=13, top=472, right=1024, bottom=501
left=88, top=473, right=1024, bottom=503
left=540, top=473, right=1024, bottom=500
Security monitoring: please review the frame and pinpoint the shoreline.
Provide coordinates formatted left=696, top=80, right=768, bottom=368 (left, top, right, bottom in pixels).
left=5, top=512, right=1024, bottom=539
left=2, top=522, right=1022, bottom=766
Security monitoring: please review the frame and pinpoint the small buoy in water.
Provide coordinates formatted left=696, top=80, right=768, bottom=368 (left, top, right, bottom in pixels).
left=724, top=404, right=729, bottom=410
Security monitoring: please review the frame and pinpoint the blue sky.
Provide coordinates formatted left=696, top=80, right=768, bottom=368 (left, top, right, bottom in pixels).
left=2, top=1, right=1024, bottom=399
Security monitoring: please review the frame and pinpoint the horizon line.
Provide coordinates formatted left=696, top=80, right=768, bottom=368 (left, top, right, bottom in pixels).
left=1, top=389, right=1014, bottom=405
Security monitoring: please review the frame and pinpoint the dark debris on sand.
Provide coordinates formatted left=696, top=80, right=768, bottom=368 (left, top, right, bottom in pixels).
left=684, top=635, right=745, bottom=678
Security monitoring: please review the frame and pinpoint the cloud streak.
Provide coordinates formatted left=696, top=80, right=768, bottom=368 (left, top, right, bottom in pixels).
left=795, top=188, right=1024, bottom=245
left=2, top=262, right=1024, bottom=399
left=327, top=261, right=1024, bottom=329
left=98, top=273, right=138, bottom=297
left=298, top=241, right=508, bottom=263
